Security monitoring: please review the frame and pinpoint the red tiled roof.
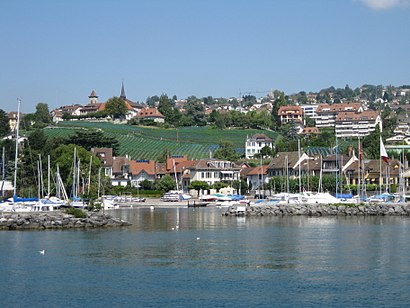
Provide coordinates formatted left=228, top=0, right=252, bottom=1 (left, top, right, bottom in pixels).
left=137, top=107, right=164, bottom=118
left=316, top=102, right=361, bottom=113
left=336, top=110, right=379, bottom=122
left=129, top=160, right=156, bottom=176
left=278, top=105, right=303, bottom=115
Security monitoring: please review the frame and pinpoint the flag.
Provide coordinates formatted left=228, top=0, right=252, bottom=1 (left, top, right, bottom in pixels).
left=380, top=136, right=389, bottom=163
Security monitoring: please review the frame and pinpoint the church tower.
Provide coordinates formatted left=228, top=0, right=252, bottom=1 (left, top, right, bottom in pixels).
left=88, top=90, right=98, bottom=104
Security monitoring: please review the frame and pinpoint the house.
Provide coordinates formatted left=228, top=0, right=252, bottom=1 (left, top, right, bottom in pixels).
left=51, top=104, right=83, bottom=123
left=129, top=159, right=157, bottom=188
left=241, top=165, right=269, bottom=191
left=111, top=156, right=130, bottom=187
left=136, top=107, right=165, bottom=123
left=91, top=148, right=113, bottom=177
left=343, top=158, right=402, bottom=190
left=166, top=155, right=189, bottom=173
left=7, top=111, right=22, bottom=132
left=267, top=151, right=311, bottom=179
left=277, top=105, right=304, bottom=125
left=175, top=159, right=241, bottom=189
left=245, top=134, right=273, bottom=159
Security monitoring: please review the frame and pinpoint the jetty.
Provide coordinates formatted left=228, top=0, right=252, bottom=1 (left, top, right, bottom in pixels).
left=0, top=211, right=131, bottom=230
left=223, top=203, right=410, bottom=217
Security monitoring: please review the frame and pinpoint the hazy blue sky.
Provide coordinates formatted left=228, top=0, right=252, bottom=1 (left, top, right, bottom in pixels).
left=1, top=0, right=409, bottom=112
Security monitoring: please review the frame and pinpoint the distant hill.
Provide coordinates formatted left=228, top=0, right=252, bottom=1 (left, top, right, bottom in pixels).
left=44, top=121, right=278, bottom=160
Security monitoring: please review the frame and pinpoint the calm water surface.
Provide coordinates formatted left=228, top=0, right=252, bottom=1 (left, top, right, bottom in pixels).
left=1, top=207, right=410, bottom=307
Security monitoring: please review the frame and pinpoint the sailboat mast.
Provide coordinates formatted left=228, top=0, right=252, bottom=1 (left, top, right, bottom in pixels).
left=72, top=147, right=77, bottom=198
left=1, top=147, right=5, bottom=197
left=286, top=155, right=289, bottom=194
left=38, top=154, right=44, bottom=198
left=13, top=99, right=21, bottom=198
left=47, top=155, right=51, bottom=197
left=298, top=139, right=301, bottom=194
left=173, top=159, right=179, bottom=191
left=335, top=136, right=338, bottom=197
left=87, top=155, right=92, bottom=195
left=358, top=137, right=361, bottom=198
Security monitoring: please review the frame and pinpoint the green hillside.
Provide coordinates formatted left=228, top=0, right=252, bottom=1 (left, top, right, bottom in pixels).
left=44, top=121, right=277, bottom=160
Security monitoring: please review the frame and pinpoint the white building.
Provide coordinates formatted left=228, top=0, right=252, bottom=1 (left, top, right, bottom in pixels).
left=245, top=134, right=273, bottom=159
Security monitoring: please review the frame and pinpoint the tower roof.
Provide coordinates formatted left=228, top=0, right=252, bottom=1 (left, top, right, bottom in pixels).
left=120, top=82, right=126, bottom=99
left=89, top=90, right=98, bottom=98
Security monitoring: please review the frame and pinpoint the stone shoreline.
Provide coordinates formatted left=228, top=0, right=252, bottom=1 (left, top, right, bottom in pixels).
left=0, top=211, right=131, bottom=230
left=223, top=203, right=410, bottom=217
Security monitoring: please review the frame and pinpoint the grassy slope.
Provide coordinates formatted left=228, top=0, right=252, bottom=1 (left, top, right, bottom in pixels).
left=44, top=121, right=277, bottom=160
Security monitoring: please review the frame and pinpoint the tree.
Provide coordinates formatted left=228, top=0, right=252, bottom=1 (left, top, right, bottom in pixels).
left=139, top=179, right=155, bottom=190
left=158, top=94, right=174, bottom=123
left=257, top=146, right=273, bottom=158
left=27, top=129, right=48, bottom=152
left=156, top=175, right=176, bottom=192
left=69, top=130, right=119, bottom=155
left=362, top=125, right=381, bottom=159
left=51, top=144, right=102, bottom=195
left=213, top=141, right=240, bottom=161
left=242, top=95, right=257, bottom=106
left=0, top=109, right=10, bottom=137
left=146, top=95, right=160, bottom=107
left=211, top=181, right=228, bottom=192
left=232, top=179, right=248, bottom=195
left=188, top=180, right=210, bottom=196
left=157, top=149, right=171, bottom=163
left=305, top=116, right=315, bottom=127
left=247, top=110, right=272, bottom=129
left=105, top=97, right=127, bottom=119
left=271, top=92, right=288, bottom=128
left=185, top=97, right=206, bottom=126
left=33, top=103, right=52, bottom=128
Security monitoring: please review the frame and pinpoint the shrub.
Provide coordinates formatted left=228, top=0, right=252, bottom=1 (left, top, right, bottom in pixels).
left=66, top=207, right=87, bottom=218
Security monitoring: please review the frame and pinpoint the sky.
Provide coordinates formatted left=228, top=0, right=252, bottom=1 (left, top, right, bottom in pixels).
left=1, top=0, right=409, bottom=112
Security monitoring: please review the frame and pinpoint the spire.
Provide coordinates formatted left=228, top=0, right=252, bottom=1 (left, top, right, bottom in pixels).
left=120, top=82, right=126, bottom=100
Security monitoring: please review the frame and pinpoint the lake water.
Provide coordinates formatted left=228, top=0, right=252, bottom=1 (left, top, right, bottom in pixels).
left=1, top=207, right=410, bottom=307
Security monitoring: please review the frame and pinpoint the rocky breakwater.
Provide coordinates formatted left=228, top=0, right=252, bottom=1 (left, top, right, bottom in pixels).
left=223, top=203, right=410, bottom=217
left=0, top=211, right=131, bottom=230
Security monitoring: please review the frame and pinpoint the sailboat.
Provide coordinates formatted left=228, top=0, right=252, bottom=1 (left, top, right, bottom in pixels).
left=68, top=147, right=88, bottom=208
left=0, top=100, right=47, bottom=212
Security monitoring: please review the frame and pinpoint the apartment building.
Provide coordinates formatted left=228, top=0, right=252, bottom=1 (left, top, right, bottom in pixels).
left=335, top=110, right=381, bottom=138
left=315, top=102, right=362, bottom=128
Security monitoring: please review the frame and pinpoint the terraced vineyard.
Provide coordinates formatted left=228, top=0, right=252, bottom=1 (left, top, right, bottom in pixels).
left=44, top=121, right=277, bottom=160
